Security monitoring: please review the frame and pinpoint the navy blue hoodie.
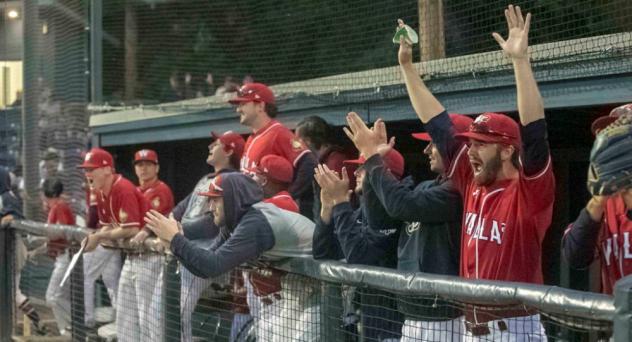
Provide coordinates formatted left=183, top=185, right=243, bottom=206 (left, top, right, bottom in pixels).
left=312, top=175, right=400, bottom=268
left=172, top=169, right=236, bottom=241
left=363, top=153, right=462, bottom=320
left=170, top=173, right=314, bottom=278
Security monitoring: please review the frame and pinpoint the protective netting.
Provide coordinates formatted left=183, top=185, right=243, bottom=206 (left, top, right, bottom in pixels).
left=3, top=224, right=617, bottom=341
left=20, top=0, right=91, bottom=222
left=93, top=0, right=632, bottom=105
left=9, top=0, right=632, bottom=222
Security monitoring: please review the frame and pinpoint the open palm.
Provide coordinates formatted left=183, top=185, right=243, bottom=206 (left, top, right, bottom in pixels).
left=493, top=5, right=531, bottom=59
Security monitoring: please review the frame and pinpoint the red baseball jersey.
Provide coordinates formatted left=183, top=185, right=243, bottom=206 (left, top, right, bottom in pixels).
left=240, top=120, right=310, bottom=172
left=47, top=199, right=75, bottom=258
left=447, top=145, right=555, bottom=284
left=138, top=179, right=174, bottom=216
left=596, top=195, right=632, bottom=294
left=264, top=191, right=299, bottom=213
left=96, top=174, right=149, bottom=229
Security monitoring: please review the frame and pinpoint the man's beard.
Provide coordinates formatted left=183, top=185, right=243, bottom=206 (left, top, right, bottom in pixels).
left=473, top=151, right=502, bottom=186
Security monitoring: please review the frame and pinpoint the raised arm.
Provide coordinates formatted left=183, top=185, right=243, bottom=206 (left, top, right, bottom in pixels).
left=398, top=32, right=445, bottom=123
left=492, top=5, right=544, bottom=126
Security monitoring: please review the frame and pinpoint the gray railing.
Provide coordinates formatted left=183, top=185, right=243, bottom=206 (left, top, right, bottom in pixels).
left=1, top=220, right=629, bottom=341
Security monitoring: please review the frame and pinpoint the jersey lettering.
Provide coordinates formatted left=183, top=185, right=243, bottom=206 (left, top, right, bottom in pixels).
left=465, top=214, right=506, bottom=245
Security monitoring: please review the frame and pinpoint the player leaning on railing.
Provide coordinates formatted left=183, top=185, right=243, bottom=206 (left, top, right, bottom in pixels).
left=145, top=172, right=320, bottom=341
left=398, top=4, right=554, bottom=340
left=78, top=148, right=151, bottom=342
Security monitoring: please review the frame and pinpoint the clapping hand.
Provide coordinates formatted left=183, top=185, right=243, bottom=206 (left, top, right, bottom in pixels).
left=144, top=210, right=180, bottom=243
left=314, top=164, right=352, bottom=206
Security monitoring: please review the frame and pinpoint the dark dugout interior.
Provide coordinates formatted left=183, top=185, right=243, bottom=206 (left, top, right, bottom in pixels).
left=106, top=104, right=617, bottom=292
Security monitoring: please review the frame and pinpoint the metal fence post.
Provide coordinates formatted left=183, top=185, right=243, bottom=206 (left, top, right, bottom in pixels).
left=69, top=244, right=86, bottom=341
left=614, top=274, right=632, bottom=341
left=0, top=225, right=15, bottom=340
left=163, top=255, right=181, bottom=341
left=321, top=282, right=345, bottom=341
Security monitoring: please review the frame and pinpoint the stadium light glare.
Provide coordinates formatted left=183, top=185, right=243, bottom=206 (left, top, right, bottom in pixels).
left=7, top=10, right=19, bottom=19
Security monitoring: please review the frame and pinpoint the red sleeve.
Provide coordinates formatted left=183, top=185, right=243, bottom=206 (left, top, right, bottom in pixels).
left=522, top=157, right=556, bottom=233
left=148, top=183, right=175, bottom=215
left=275, top=128, right=310, bottom=167
left=56, top=203, right=76, bottom=225
left=112, top=186, right=143, bottom=228
left=445, top=144, right=472, bottom=196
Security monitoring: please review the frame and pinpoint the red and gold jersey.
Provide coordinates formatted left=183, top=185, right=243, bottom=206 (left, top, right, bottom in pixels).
left=264, top=191, right=299, bottom=213
left=597, top=195, right=632, bottom=294
left=96, top=174, right=149, bottom=229
left=47, top=199, right=75, bottom=257
left=448, top=145, right=555, bottom=284
left=138, top=179, right=174, bottom=216
left=241, top=120, right=309, bottom=172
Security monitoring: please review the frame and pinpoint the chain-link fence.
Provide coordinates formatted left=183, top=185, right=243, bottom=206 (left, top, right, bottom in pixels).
left=1, top=219, right=625, bottom=341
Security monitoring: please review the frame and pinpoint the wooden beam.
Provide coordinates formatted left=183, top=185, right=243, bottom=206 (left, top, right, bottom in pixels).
left=419, top=0, right=445, bottom=61
left=124, top=1, right=138, bottom=101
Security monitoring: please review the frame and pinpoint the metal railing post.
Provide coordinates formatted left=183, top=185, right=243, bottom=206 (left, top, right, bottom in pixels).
left=0, top=225, right=15, bottom=340
left=69, top=244, right=86, bottom=341
left=163, top=255, right=181, bottom=341
left=321, top=282, right=344, bottom=341
left=614, top=274, right=632, bottom=341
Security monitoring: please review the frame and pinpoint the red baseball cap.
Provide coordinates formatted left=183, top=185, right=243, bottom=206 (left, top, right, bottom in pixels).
left=412, top=114, right=474, bottom=141
left=591, top=103, right=632, bottom=135
left=78, top=148, right=114, bottom=169
left=343, top=149, right=405, bottom=180
left=198, top=175, right=225, bottom=197
left=211, top=131, right=246, bottom=161
left=133, top=149, right=158, bottom=164
left=228, top=83, right=275, bottom=105
left=455, top=112, right=521, bottom=148
left=251, top=155, right=294, bottom=184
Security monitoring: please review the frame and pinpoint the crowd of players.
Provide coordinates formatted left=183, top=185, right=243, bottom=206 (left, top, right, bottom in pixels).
left=3, top=5, right=632, bottom=342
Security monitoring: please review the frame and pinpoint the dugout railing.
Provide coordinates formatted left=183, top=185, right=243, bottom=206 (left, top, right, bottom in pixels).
left=0, top=220, right=625, bottom=341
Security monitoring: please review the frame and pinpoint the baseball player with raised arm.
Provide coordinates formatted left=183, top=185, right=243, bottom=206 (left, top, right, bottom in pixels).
left=129, top=149, right=174, bottom=341
left=398, top=5, right=554, bottom=340
left=230, top=82, right=317, bottom=218
left=563, top=107, right=632, bottom=295
left=342, top=113, right=472, bottom=341
left=79, top=148, right=150, bottom=341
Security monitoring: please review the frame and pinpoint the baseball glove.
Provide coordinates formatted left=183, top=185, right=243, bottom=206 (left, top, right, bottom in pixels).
left=587, top=113, right=632, bottom=196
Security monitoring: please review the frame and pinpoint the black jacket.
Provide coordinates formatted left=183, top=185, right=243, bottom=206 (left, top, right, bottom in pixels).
left=0, top=168, right=23, bottom=219
left=363, top=154, right=462, bottom=320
